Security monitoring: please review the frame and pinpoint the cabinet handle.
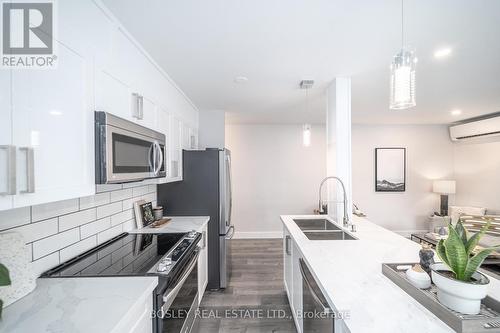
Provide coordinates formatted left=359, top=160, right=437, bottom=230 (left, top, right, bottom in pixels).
left=0, top=145, right=16, bottom=195
left=139, top=95, right=144, bottom=120
left=19, top=147, right=35, bottom=194
left=285, top=235, right=291, bottom=255
left=202, top=230, right=207, bottom=249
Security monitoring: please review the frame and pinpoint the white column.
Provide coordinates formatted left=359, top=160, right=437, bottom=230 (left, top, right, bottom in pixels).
left=326, top=78, right=352, bottom=224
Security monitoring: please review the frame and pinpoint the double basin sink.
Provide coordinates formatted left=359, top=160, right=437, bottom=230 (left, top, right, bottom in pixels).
left=293, top=218, right=357, bottom=240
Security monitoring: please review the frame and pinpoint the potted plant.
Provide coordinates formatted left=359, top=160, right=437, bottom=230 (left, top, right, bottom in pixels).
left=431, top=218, right=499, bottom=314
left=0, top=263, right=11, bottom=319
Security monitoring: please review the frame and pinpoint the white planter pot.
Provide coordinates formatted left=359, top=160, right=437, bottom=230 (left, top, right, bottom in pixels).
left=430, top=263, right=490, bottom=315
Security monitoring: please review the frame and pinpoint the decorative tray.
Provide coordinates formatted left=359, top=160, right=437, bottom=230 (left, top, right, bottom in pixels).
left=382, top=263, right=500, bottom=333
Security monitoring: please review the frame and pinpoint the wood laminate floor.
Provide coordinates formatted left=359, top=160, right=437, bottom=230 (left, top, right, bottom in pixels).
left=193, top=239, right=297, bottom=333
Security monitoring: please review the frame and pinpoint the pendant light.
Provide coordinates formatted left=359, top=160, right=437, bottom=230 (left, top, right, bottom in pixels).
left=300, top=80, right=314, bottom=147
left=390, top=0, right=417, bottom=110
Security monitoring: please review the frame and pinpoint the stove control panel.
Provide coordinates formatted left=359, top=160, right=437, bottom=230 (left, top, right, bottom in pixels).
left=149, top=231, right=200, bottom=275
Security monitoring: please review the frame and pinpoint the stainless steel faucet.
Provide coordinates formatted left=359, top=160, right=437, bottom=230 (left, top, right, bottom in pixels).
left=318, top=176, right=350, bottom=228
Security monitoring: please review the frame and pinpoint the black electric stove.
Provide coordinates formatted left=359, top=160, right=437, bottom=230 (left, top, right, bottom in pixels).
left=42, top=232, right=195, bottom=278
left=42, top=231, right=202, bottom=333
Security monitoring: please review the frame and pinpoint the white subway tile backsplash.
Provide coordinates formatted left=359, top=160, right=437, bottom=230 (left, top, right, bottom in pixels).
left=2, top=185, right=158, bottom=277
left=79, top=192, right=110, bottom=210
left=96, top=202, right=122, bottom=219
left=110, top=188, right=133, bottom=202
left=32, top=199, right=79, bottom=222
left=132, top=185, right=150, bottom=197
left=0, top=206, right=31, bottom=230
left=97, top=224, right=123, bottom=243
left=96, top=184, right=122, bottom=193
left=59, top=208, right=96, bottom=232
left=31, top=252, right=60, bottom=277
left=111, top=209, right=133, bottom=226
left=80, top=217, right=111, bottom=239
left=60, top=236, right=97, bottom=262
left=122, top=219, right=136, bottom=232
left=15, top=218, right=58, bottom=243
left=32, top=228, right=79, bottom=259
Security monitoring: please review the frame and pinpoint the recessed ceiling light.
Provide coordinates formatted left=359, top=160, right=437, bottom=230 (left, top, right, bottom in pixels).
left=233, top=76, right=248, bottom=84
left=451, top=109, right=462, bottom=116
left=49, top=110, right=63, bottom=116
left=434, top=47, right=452, bottom=59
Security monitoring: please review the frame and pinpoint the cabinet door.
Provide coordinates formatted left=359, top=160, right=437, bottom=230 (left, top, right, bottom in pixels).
left=189, top=127, right=198, bottom=150
left=198, top=224, right=208, bottom=304
left=135, top=95, right=157, bottom=131
left=292, top=241, right=303, bottom=332
left=181, top=122, right=191, bottom=150
left=95, top=69, right=131, bottom=119
left=0, top=68, right=13, bottom=210
left=283, top=227, right=293, bottom=302
left=12, top=42, right=94, bottom=207
left=168, top=116, right=183, bottom=182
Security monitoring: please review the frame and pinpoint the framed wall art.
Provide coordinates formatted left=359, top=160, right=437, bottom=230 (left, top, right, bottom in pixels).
left=375, top=148, right=406, bottom=192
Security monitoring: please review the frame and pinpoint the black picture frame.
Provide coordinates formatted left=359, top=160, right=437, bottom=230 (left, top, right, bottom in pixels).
left=375, top=148, right=406, bottom=192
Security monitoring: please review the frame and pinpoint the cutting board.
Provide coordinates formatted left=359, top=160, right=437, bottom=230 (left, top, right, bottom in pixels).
left=0, top=232, right=36, bottom=307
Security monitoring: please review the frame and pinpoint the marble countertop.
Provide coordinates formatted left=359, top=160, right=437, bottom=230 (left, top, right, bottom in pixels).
left=281, top=214, right=500, bottom=333
left=128, top=216, right=209, bottom=234
left=0, top=276, right=158, bottom=333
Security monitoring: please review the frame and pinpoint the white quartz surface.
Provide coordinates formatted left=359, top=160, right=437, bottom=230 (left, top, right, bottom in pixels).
left=281, top=215, right=500, bottom=333
left=128, top=216, right=209, bottom=234
left=0, top=276, right=158, bottom=333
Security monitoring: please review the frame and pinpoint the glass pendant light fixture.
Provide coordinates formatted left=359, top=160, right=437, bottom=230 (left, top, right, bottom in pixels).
left=300, top=80, right=314, bottom=147
left=303, top=124, right=311, bottom=147
left=390, top=0, right=417, bottom=110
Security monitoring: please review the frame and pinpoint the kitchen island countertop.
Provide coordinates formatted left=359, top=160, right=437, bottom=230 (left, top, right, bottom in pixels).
left=281, top=214, right=500, bottom=333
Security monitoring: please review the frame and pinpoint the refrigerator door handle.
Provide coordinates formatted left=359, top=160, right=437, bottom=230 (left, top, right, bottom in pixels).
left=225, top=225, right=235, bottom=240
left=226, top=153, right=233, bottom=227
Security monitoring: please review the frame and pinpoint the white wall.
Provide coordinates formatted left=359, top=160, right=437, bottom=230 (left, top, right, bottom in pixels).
left=352, top=124, right=455, bottom=233
left=453, top=140, right=500, bottom=213
left=198, top=110, right=225, bottom=149
left=225, top=124, right=326, bottom=238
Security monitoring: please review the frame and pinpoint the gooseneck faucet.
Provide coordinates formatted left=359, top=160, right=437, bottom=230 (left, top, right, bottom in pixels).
left=318, top=176, right=350, bottom=228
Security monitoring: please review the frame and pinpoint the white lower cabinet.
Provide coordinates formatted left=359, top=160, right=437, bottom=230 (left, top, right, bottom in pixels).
left=198, top=224, right=209, bottom=304
left=283, top=226, right=303, bottom=333
left=113, top=293, right=153, bottom=333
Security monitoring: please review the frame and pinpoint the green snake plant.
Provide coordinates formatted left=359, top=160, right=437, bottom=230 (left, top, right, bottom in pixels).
left=436, top=218, right=500, bottom=282
left=0, top=263, right=11, bottom=319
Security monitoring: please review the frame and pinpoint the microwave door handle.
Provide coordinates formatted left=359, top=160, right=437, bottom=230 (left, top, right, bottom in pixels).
left=156, top=142, right=163, bottom=175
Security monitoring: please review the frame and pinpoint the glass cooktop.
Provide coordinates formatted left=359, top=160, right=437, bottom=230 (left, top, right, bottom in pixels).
left=42, top=233, right=185, bottom=277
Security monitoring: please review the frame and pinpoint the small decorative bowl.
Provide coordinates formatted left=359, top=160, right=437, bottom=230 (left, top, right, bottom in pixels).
left=406, top=264, right=431, bottom=289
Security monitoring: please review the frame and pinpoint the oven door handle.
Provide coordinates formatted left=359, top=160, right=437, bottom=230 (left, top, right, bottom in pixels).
left=162, top=248, right=200, bottom=311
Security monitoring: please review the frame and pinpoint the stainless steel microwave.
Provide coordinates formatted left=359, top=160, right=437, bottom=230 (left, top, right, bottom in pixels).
left=95, top=112, right=166, bottom=184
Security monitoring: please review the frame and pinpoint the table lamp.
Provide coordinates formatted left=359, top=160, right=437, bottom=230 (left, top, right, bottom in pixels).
left=433, top=180, right=456, bottom=216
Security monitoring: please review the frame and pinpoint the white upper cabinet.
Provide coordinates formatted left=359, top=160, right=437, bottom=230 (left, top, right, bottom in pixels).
left=168, top=116, right=183, bottom=182
left=0, top=69, right=13, bottom=210
left=181, top=122, right=199, bottom=150
left=11, top=43, right=94, bottom=208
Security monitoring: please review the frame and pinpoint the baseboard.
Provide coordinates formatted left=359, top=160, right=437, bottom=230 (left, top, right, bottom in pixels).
left=393, top=229, right=428, bottom=238
left=232, top=231, right=282, bottom=239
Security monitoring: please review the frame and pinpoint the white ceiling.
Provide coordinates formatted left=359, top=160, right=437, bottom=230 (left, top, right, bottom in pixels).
left=103, top=0, right=500, bottom=124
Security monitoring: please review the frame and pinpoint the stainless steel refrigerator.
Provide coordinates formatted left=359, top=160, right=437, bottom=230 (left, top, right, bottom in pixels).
left=157, top=148, right=234, bottom=289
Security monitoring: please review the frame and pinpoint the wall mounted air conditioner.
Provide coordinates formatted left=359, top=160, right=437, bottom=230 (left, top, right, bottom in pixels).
left=449, top=115, right=500, bottom=141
